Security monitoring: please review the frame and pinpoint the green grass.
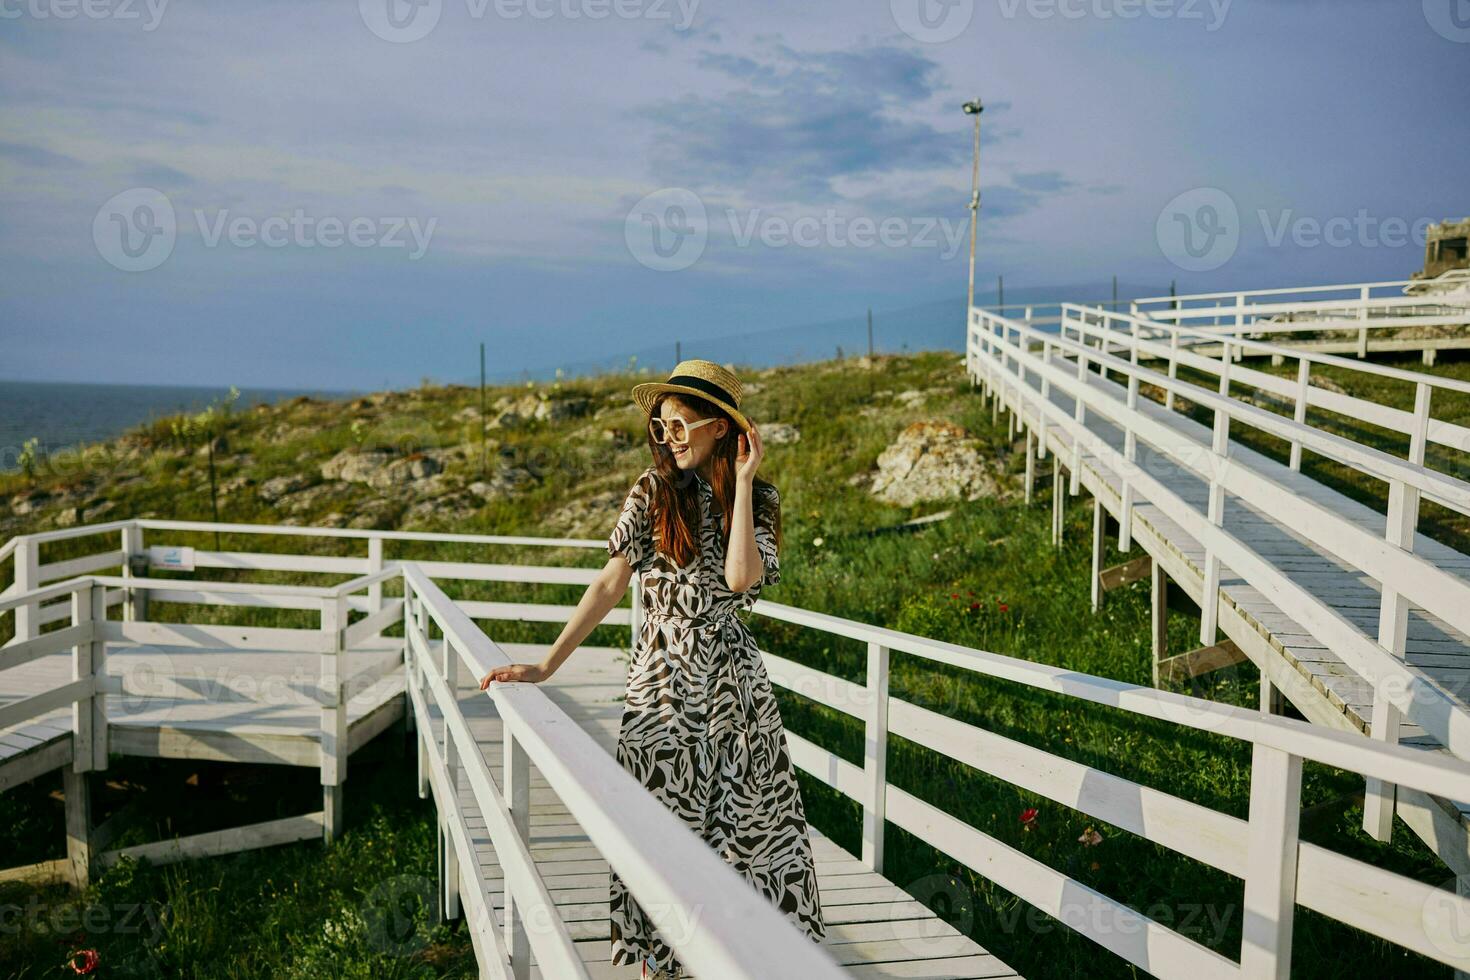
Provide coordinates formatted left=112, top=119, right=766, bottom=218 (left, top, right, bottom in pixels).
left=1, top=349, right=1464, bottom=978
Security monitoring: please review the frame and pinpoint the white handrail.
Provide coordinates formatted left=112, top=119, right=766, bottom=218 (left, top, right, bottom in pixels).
left=401, top=564, right=845, bottom=979
left=1065, top=302, right=1470, bottom=396
left=745, top=596, right=1470, bottom=975
left=1135, top=278, right=1424, bottom=306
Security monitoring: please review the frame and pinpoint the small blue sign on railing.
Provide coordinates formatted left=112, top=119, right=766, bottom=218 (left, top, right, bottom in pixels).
left=147, top=545, right=195, bottom=571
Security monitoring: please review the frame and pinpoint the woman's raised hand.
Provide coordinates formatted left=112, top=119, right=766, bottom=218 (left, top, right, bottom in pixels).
left=479, top=661, right=553, bottom=688
left=735, top=421, right=763, bottom=482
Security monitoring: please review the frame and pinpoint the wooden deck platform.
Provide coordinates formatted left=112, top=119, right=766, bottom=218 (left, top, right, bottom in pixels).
left=424, top=641, right=1024, bottom=980
left=0, top=635, right=405, bottom=788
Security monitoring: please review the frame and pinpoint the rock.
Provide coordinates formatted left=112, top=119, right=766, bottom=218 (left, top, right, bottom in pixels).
left=258, top=473, right=310, bottom=503
left=489, top=409, right=527, bottom=429
left=538, top=396, right=592, bottom=423
left=869, top=420, right=1010, bottom=505
left=10, top=490, right=51, bottom=516
left=82, top=500, right=115, bottom=522
left=467, top=465, right=540, bottom=500
left=546, top=487, right=626, bottom=536
left=321, top=449, right=442, bottom=489
left=743, top=382, right=765, bottom=394
left=219, top=474, right=254, bottom=497
left=489, top=393, right=592, bottom=428
left=347, top=497, right=402, bottom=530
left=762, top=423, right=800, bottom=445
left=281, top=482, right=348, bottom=514
left=894, top=386, right=952, bottom=408
left=1310, top=375, right=1348, bottom=395
left=404, top=492, right=482, bottom=526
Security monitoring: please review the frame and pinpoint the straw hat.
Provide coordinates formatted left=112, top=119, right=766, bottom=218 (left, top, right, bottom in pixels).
left=631, top=359, right=752, bottom=435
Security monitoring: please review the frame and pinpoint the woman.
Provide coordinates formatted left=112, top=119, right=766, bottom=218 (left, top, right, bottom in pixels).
left=479, top=359, right=826, bottom=979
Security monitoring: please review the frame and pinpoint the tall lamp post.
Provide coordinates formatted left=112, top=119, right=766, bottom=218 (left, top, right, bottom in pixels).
left=963, top=98, right=985, bottom=314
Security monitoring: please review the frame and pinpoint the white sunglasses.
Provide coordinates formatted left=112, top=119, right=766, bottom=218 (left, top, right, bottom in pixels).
left=649, top=415, right=719, bottom=445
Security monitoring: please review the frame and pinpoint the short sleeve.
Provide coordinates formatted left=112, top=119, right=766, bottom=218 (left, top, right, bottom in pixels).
left=607, top=469, right=655, bottom=573
left=753, top=484, right=780, bottom=587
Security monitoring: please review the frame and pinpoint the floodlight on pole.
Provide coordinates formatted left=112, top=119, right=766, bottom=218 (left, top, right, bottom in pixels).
left=963, top=99, right=985, bottom=316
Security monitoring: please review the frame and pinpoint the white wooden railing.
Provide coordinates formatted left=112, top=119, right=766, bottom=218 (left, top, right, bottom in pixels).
left=1129, top=276, right=1470, bottom=358
left=968, top=301, right=1470, bottom=844
left=7, top=517, right=1470, bottom=976
left=749, top=596, right=1470, bottom=978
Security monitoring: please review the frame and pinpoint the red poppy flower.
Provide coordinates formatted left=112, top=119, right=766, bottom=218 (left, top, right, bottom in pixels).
left=969, top=602, right=980, bottom=611
left=997, top=602, right=1010, bottom=612
left=950, top=592, right=960, bottom=599
left=1019, top=807, right=1039, bottom=831
left=69, top=949, right=100, bottom=975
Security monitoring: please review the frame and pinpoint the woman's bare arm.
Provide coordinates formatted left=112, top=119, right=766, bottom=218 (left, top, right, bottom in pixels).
left=726, top=422, right=767, bottom=593
left=724, top=474, right=762, bottom=593
left=481, top=556, right=633, bottom=686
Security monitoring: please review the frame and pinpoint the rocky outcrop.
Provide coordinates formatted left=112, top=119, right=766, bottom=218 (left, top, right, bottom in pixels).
left=321, top=449, right=444, bottom=490
left=488, top=392, right=594, bottom=429
left=868, top=420, right=1011, bottom=506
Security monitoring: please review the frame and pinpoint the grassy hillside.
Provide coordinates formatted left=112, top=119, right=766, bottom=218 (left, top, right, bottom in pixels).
left=1, top=349, right=1465, bottom=978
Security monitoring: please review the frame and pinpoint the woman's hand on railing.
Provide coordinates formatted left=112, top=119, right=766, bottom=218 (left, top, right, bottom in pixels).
left=479, top=661, right=553, bottom=688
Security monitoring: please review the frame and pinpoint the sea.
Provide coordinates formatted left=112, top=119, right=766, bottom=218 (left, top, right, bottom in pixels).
left=0, top=379, right=357, bottom=473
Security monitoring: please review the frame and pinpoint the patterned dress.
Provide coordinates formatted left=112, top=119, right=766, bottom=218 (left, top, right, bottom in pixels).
left=605, top=465, right=826, bottom=975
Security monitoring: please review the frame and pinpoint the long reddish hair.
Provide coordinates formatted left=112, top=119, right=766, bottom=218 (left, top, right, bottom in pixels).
left=643, top=392, right=780, bottom=568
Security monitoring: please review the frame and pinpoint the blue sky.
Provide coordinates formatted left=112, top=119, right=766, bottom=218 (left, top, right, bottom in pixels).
left=1, top=0, right=1466, bottom=390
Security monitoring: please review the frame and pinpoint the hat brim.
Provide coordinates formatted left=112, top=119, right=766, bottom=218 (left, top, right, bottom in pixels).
left=631, top=382, right=752, bottom=434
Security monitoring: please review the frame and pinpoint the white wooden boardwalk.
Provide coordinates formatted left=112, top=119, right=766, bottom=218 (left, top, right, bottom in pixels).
left=971, top=306, right=1470, bottom=865
left=423, top=641, right=1023, bottom=980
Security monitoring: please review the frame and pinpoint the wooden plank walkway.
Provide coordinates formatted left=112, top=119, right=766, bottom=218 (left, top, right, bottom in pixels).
left=1020, top=364, right=1470, bottom=826
left=425, top=641, right=1023, bottom=980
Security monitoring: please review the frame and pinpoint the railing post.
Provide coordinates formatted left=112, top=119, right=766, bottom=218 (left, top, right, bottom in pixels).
left=72, top=582, right=107, bottom=773
left=1165, top=331, right=1179, bottom=411
left=1289, top=358, right=1311, bottom=472
left=1364, top=382, right=1429, bottom=842
left=410, top=594, right=430, bottom=800
left=14, top=535, right=37, bottom=643
left=1024, top=430, right=1036, bottom=506
left=1039, top=338, right=1052, bottom=460
left=1357, top=285, right=1370, bottom=358
left=441, top=633, right=461, bottom=921
left=505, top=730, right=531, bottom=980
left=1240, top=743, right=1303, bottom=978
left=1199, top=341, right=1233, bottom=645
left=63, top=581, right=105, bottom=889
left=1091, top=497, right=1105, bottom=613
left=320, top=595, right=347, bottom=844
left=1051, top=455, right=1064, bottom=548
left=1070, top=323, right=1088, bottom=498
left=861, top=642, right=890, bottom=874
left=1119, top=327, right=1140, bottom=552
left=367, top=535, right=384, bottom=622
left=121, top=522, right=145, bottom=622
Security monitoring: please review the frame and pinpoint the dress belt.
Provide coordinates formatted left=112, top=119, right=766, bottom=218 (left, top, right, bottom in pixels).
left=643, top=609, right=738, bottom=629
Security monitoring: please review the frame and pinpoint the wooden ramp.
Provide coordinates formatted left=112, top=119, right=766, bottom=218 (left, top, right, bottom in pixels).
left=424, top=641, right=1024, bottom=980
left=1024, top=366, right=1470, bottom=840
